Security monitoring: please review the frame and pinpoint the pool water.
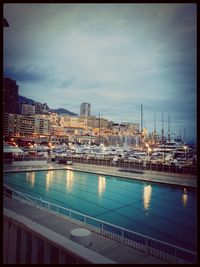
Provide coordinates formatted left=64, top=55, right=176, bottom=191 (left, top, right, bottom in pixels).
left=4, top=169, right=197, bottom=252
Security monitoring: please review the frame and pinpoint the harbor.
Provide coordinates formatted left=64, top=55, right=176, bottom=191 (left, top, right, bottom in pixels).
left=4, top=138, right=197, bottom=177
left=3, top=4, right=197, bottom=264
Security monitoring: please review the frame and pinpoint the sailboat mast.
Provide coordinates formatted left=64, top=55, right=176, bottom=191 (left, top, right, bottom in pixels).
left=161, top=112, right=164, bottom=144
left=168, top=114, right=171, bottom=142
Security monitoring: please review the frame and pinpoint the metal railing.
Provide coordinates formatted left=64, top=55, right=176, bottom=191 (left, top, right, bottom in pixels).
left=3, top=184, right=197, bottom=264
left=6, top=155, right=196, bottom=175
left=4, top=209, right=114, bottom=264
left=58, top=156, right=197, bottom=175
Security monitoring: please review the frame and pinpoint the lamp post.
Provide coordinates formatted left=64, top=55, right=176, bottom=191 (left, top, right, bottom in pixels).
left=145, top=143, right=149, bottom=156
left=183, top=145, right=187, bottom=160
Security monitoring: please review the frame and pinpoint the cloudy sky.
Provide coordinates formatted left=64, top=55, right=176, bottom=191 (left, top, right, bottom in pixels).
left=3, top=3, right=197, bottom=143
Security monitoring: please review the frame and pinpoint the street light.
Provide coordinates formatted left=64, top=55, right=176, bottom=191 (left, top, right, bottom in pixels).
left=145, top=143, right=151, bottom=156
left=183, top=145, right=187, bottom=160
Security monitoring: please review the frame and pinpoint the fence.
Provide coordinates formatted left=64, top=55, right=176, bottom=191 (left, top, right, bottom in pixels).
left=8, top=155, right=197, bottom=175
left=3, top=184, right=197, bottom=264
left=58, top=156, right=196, bottom=175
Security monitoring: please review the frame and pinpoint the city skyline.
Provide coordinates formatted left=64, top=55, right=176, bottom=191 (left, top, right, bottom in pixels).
left=3, top=3, right=197, bottom=143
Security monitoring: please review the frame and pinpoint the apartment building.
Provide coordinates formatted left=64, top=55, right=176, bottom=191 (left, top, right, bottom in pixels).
left=3, top=113, right=51, bottom=137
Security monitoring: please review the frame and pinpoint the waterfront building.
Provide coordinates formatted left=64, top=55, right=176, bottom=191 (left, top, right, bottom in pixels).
left=3, top=113, right=51, bottom=137
left=107, top=134, right=139, bottom=147
left=108, top=122, right=139, bottom=135
left=59, top=115, right=86, bottom=129
left=80, top=102, right=91, bottom=117
left=50, top=125, right=65, bottom=136
left=48, top=112, right=59, bottom=125
left=118, top=122, right=140, bottom=133
left=3, top=77, right=19, bottom=114
left=35, top=115, right=51, bottom=135
left=3, top=113, right=21, bottom=137
left=19, top=115, right=36, bottom=136
left=84, top=116, right=109, bottom=129
left=21, top=103, right=35, bottom=115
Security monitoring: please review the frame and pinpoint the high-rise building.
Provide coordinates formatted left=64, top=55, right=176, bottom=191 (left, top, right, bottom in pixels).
left=35, top=115, right=51, bottom=135
left=19, top=115, right=35, bottom=136
left=21, top=103, right=35, bottom=115
left=3, top=113, right=51, bottom=137
left=35, top=102, right=44, bottom=114
left=3, top=113, right=20, bottom=136
left=3, top=77, right=19, bottom=114
left=80, top=103, right=91, bottom=117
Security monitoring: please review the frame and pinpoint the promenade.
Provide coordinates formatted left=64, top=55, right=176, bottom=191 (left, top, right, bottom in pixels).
left=68, top=163, right=197, bottom=188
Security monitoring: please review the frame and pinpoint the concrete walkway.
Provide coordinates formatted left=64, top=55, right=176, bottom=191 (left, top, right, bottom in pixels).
left=69, top=163, right=197, bottom=188
left=4, top=196, right=167, bottom=264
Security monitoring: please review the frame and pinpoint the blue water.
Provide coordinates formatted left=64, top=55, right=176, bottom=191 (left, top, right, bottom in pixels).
left=4, top=170, right=197, bottom=252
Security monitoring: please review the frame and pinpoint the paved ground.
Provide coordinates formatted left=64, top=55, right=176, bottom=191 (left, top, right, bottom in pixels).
left=69, top=163, right=197, bottom=188
left=4, top=196, right=167, bottom=264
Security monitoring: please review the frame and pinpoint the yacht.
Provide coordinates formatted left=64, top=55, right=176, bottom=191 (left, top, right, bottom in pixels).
left=153, top=140, right=184, bottom=153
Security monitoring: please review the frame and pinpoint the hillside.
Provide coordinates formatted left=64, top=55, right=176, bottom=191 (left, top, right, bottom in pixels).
left=50, top=108, right=77, bottom=116
left=18, top=95, right=77, bottom=116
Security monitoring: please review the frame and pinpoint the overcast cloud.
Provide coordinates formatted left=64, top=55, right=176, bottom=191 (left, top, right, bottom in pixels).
left=3, top=3, right=197, bottom=143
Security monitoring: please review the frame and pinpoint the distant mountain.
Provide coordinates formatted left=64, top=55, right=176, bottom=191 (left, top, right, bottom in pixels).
left=50, top=108, right=77, bottom=116
left=18, top=95, right=35, bottom=105
left=18, top=95, right=77, bottom=116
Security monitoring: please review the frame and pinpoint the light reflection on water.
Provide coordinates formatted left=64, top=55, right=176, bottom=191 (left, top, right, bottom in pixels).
left=143, top=184, right=152, bottom=213
left=98, top=176, right=106, bottom=196
left=143, top=184, right=190, bottom=212
left=26, top=172, right=35, bottom=187
left=182, top=192, right=188, bottom=207
left=46, top=171, right=54, bottom=191
left=66, top=170, right=74, bottom=192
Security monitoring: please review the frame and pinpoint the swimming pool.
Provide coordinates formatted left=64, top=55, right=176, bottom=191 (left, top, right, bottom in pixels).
left=4, top=169, right=197, bottom=252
